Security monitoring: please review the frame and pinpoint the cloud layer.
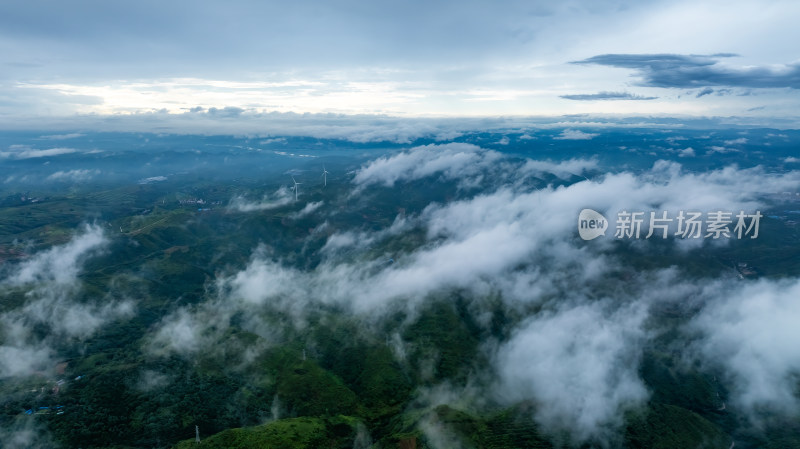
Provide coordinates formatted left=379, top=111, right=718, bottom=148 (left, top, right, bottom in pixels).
left=0, top=225, right=134, bottom=378
left=352, top=143, right=502, bottom=189
left=576, top=53, right=800, bottom=89
left=691, top=278, right=800, bottom=415
left=140, top=142, right=800, bottom=444
left=229, top=186, right=294, bottom=212
left=495, top=300, right=649, bottom=443
left=561, top=91, right=658, bottom=101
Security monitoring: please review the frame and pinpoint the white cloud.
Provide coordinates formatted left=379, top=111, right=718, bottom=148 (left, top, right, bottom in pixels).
left=38, top=132, right=85, bottom=140
left=433, top=130, right=463, bottom=141
left=149, top=308, right=208, bottom=355
left=7, top=224, right=107, bottom=286
left=260, top=137, right=287, bottom=145
left=210, top=155, right=798, bottom=317
left=47, top=169, right=100, bottom=182
left=665, top=136, right=688, bottom=143
left=418, top=414, right=471, bottom=449
left=0, top=147, right=78, bottom=159
left=0, top=343, right=53, bottom=378
left=289, top=200, right=324, bottom=219
left=229, top=186, right=294, bottom=212
left=707, top=146, right=739, bottom=154
left=495, top=300, right=649, bottom=444
left=723, top=137, right=748, bottom=145
left=554, top=129, right=598, bottom=140
left=222, top=256, right=303, bottom=307
left=0, top=111, right=791, bottom=144
left=678, top=147, right=695, bottom=157
left=138, top=175, right=167, bottom=184
left=0, top=419, right=56, bottom=449
left=353, top=143, right=502, bottom=189
left=165, top=156, right=800, bottom=345
left=691, top=278, right=800, bottom=415
left=520, top=157, right=599, bottom=179
left=0, top=225, right=134, bottom=378
left=320, top=215, right=410, bottom=256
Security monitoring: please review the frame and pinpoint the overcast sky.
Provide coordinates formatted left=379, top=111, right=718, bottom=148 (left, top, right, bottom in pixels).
left=1, top=0, right=799, bottom=123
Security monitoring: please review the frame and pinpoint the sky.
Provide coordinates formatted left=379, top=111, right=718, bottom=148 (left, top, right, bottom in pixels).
left=1, top=0, right=800, bottom=125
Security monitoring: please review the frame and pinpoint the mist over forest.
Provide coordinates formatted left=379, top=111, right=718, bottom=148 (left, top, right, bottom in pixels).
left=1, top=127, right=799, bottom=448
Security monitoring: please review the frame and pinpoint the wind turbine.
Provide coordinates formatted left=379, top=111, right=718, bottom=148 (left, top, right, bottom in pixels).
left=291, top=175, right=302, bottom=201
left=321, top=165, right=329, bottom=187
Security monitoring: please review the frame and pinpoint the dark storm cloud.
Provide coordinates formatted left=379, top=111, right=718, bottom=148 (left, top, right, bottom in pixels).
left=560, top=91, right=658, bottom=100
left=574, top=53, right=800, bottom=89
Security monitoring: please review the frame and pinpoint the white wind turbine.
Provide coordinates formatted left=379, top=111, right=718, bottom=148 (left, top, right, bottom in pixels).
left=291, top=175, right=302, bottom=201
left=321, top=165, right=329, bottom=187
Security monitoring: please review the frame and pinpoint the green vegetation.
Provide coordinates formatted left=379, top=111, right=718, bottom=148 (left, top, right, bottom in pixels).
left=173, top=416, right=361, bottom=449
left=2, top=131, right=799, bottom=449
left=625, top=404, right=730, bottom=449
